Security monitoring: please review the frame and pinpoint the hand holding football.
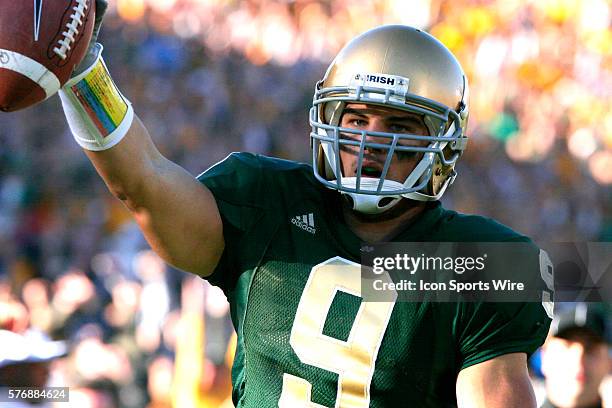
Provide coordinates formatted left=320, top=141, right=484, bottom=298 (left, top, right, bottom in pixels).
left=0, top=0, right=95, bottom=112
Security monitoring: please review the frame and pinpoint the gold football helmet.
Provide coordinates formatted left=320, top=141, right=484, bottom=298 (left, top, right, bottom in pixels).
left=310, top=25, right=469, bottom=214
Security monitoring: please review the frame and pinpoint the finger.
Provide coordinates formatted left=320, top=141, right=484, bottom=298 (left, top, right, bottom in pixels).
left=95, top=0, right=109, bottom=19
left=93, top=0, right=109, bottom=36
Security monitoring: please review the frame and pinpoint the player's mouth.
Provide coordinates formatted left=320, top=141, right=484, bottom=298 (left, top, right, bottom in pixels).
left=358, top=163, right=383, bottom=178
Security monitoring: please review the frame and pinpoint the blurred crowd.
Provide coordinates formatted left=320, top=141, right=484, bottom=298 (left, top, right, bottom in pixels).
left=0, top=0, right=610, bottom=407
left=0, top=253, right=234, bottom=407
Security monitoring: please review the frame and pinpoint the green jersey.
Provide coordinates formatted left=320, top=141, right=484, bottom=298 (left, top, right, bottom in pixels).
left=197, top=152, right=551, bottom=408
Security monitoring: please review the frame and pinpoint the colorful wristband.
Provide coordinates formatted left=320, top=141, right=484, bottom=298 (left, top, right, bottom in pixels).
left=59, top=44, right=134, bottom=151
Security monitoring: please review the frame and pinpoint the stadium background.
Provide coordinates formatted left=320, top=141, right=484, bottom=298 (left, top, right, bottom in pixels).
left=0, top=0, right=610, bottom=406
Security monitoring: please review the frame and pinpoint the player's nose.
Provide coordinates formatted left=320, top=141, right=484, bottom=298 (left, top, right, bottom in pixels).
left=362, top=120, right=391, bottom=155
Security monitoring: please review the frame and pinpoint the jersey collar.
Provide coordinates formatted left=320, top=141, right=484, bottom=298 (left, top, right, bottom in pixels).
left=322, top=192, right=445, bottom=259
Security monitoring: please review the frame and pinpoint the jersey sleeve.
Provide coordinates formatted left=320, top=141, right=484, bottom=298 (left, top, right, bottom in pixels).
left=455, top=301, right=551, bottom=370
left=453, top=242, right=553, bottom=370
left=436, top=209, right=553, bottom=369
left=196, top=152, right=272, bottom=291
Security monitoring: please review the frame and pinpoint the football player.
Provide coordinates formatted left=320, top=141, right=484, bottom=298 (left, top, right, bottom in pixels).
left=57, top=1, right=552, bottom=406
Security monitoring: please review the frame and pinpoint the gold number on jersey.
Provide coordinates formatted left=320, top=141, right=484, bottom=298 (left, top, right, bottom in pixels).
left=278, top=257, right=397, bottom=408
left=539, top=249, right=554, bottom=319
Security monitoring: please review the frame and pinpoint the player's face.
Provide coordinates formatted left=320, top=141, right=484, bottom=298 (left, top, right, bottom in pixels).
left=338, top=104, right=429, bottom=182
left=541, top=334, right=611, bottom=407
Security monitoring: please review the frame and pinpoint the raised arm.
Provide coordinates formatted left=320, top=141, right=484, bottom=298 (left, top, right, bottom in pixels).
left=58, top=0, right=223, bottom=277
left=84, top=117, right=224, bottom=277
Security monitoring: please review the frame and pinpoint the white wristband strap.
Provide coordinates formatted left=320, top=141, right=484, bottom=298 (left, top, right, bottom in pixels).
left=59, top=44, right=134, bottom=151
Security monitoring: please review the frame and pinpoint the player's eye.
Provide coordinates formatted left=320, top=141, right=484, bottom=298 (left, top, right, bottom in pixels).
left=349, top=118, right=367, bottom=127
left=388, top=124, right=410, bottom=133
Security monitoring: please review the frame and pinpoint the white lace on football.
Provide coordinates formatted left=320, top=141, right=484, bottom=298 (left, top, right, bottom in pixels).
left=53, top=0, right=88, bottom=60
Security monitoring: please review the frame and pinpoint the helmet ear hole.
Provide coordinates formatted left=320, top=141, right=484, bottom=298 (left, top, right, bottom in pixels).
left=378, top=197, right=395, bottom=208
left=343, top=194, right=355, bottom=209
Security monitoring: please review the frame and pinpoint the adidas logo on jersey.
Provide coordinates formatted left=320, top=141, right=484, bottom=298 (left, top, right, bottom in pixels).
left=291, top=213, right=316, bottom=234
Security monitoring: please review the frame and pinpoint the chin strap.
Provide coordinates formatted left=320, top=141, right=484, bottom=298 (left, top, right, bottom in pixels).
left=338, top=178, right=404, bottom=214
left=337, top=169, right=455, bottom=213
left=342, top=192, right=402, bottom=214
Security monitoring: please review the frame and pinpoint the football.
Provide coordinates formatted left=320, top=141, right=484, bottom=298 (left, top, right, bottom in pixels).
left=0, top=0, right=95, bottom=112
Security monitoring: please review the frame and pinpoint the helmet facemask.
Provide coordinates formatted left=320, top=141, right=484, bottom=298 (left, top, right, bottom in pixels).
left=310, top=73, right=467, bottom=214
